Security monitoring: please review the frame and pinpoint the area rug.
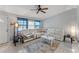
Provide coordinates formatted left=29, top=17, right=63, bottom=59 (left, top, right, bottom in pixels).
left=24, top=39, right=60, bottom=53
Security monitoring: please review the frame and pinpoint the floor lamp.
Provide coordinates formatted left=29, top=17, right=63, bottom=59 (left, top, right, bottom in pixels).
left=10, top=21, right=19, bottom=46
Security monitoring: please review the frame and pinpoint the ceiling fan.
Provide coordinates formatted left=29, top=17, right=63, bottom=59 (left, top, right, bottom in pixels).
left=31, top=5, right=48, bottom=14
left=36, top=5, right=48, bottom=14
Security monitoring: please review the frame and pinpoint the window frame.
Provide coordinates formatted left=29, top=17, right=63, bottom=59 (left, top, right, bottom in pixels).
left=34, top=20, right=42, bottom=29
left=17, top=17, right=28, bottom=32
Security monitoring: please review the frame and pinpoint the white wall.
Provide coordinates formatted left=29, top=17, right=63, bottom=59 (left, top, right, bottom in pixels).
left=0, top=15, right=7, bottom=44
left=77, top=6, right=79, bottom=41
left=0, top=11, right=17, bottom=44
left=43, top=8, right=77, bottom=40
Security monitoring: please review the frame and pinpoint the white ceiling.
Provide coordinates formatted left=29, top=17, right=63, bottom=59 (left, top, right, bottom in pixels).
left=0, top=5, right=77, bottom=20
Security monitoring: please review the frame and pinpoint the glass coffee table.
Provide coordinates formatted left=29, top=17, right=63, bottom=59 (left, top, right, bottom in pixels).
left=41, top=35, right=55, bottom=48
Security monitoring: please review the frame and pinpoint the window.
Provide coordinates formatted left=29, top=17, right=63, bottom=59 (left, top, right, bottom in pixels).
left=28, top=20, right=34, bottom=29
left=17, top=17, right=42, bottom=31
left=34, top=20, right=42, bottom=29
left=17, top=18, right=28, bottom=32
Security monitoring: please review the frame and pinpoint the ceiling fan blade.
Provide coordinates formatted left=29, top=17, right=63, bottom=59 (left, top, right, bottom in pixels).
left=37, top=10, right=39, bottom=14
left=41, top=10, right=46, bottom=13
left=41, top=8, right=48, bottom=10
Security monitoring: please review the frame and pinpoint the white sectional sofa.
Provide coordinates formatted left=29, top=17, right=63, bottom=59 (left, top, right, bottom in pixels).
left=20, top=29, right=46, bottom=42
left=44, top=28, right=64, bottom=41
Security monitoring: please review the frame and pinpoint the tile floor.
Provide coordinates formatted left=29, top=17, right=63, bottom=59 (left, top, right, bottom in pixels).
left=0, top=38, right=79, bottom=53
